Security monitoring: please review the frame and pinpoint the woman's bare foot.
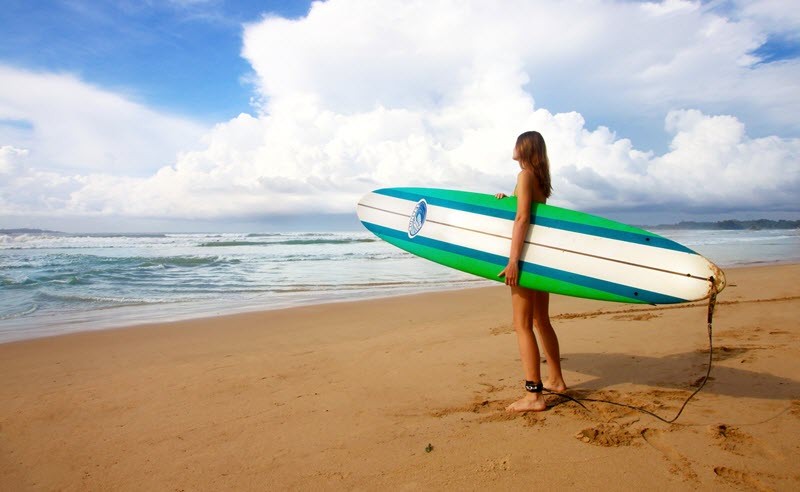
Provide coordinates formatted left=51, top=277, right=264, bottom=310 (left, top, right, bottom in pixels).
left=505, top=393, right=547, bottom=412
left=543, top=378, right=567, bottom=392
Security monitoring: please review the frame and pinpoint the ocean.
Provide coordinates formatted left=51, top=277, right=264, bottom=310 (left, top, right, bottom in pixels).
left=1, top=228, right=799, bottom=343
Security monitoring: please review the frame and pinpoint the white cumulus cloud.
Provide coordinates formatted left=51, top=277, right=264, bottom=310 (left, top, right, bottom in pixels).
left=0, top=145, right=28, bottom=174
left=0, top=0, right=798, bottom=224
left=0, top=65, right=206, bottom=175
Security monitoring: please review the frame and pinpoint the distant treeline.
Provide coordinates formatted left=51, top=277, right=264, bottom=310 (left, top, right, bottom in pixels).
left=647, top=219, right=800, bottom=230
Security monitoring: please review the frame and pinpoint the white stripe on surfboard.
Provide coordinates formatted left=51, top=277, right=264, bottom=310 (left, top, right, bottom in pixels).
left=359, top=192, right=714, bottom=281
left=357, top=200, right=714, bottom=301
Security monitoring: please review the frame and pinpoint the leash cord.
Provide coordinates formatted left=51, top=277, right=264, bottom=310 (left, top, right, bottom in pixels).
left=545, top=276, right=718, bottom=424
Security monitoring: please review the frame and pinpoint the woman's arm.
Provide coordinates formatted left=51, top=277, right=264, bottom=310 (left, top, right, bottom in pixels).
left=498, top=171, right=534, bottom=286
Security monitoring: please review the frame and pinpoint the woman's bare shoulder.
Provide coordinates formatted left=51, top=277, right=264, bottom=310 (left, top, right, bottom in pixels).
left=517, top=169, right=545, bottom=203
left=517, top=169, right=535, bottom=177
left=516, top=169, right=536, bottom=184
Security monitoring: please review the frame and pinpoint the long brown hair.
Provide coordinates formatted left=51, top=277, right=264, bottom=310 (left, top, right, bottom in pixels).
left=515, top=131, right=552, bottom=199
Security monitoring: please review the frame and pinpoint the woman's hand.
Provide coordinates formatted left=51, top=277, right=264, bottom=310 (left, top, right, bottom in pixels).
left=498, top=260, right=519, bottom=286
left=494, top=192, right=508, bottom=199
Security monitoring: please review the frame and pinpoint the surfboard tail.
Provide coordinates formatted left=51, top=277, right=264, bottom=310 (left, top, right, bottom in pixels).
left=710, top=262, right=726, bottom=297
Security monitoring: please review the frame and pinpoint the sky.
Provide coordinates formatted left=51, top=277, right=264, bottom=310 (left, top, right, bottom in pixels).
left=0, top=0, right=798, bottom=232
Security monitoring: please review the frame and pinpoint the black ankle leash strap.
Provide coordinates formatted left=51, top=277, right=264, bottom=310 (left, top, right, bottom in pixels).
left=524, top=380, right=543, bottom=393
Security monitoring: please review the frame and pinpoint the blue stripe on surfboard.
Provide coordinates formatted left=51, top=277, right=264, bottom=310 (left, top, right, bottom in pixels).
left=375, top=188, right=518, bottom=220
left=361, top=221, right=687, bottom=304
left=373, top=188, right=695, bottom=254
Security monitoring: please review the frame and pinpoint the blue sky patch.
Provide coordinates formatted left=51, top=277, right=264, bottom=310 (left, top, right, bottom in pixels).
left=752, top=34, right=800, bottom=64
left=0, top=0, right=312, bottom=122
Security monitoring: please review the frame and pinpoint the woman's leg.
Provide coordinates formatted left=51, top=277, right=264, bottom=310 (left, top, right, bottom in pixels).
left=512, top=285, right=540, bottom=381
left=532, top=291, right=567, bottom=391
left=505, top=286, right=546, bottom=412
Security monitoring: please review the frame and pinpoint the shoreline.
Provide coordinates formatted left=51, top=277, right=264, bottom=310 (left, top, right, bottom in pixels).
left=2, top=262, right=799, bottom=489
left=2, top=259, right=797, bottom=345
left=0, top=277, right=494, bottom=345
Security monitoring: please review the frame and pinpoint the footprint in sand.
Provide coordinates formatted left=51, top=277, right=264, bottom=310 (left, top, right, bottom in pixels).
left=574, top=423, right=637, bottom=447
left=707, top=424, right=752, bottom=455
left=431, top=384, right=511, bottom=418
left=489, top=324, right=513, bottom=335
left=641, top=428, right=698, bottom=482
left=790, top=400, right=800, bottom=417
left=709, top=422, right=784, bottom=461
left=477, top=382, right=505, bottom=393
left=430, top=397, right=493, bottom=417
left=475, top=455, right=512, bottom=472
left=713, top=466, right=770, bottom=491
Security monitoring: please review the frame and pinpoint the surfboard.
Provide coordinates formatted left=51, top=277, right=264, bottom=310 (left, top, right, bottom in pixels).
left=356, top=187, right=725, bottom=304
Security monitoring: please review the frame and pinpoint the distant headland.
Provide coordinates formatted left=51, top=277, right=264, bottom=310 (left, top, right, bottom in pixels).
left=645, top=219, right=800, bottom=230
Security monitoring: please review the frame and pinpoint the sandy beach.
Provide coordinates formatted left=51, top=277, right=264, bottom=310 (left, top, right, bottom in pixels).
left=1, top=262, right=799, bottom=490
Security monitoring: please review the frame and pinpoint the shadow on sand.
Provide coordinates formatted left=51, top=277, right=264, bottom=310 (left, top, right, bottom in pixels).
left=561, top=349, right=800, bottom=400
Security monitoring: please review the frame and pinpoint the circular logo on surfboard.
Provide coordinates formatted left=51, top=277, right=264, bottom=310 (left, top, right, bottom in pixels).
left=408, top=199, right=428, bottom=238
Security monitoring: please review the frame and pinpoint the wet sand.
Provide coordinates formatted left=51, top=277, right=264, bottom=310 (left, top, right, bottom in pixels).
left=1, top=263, right=799, bottom=490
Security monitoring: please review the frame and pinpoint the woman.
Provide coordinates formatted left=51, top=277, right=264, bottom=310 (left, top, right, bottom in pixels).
left=496, top=131, right=567, bottom=412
